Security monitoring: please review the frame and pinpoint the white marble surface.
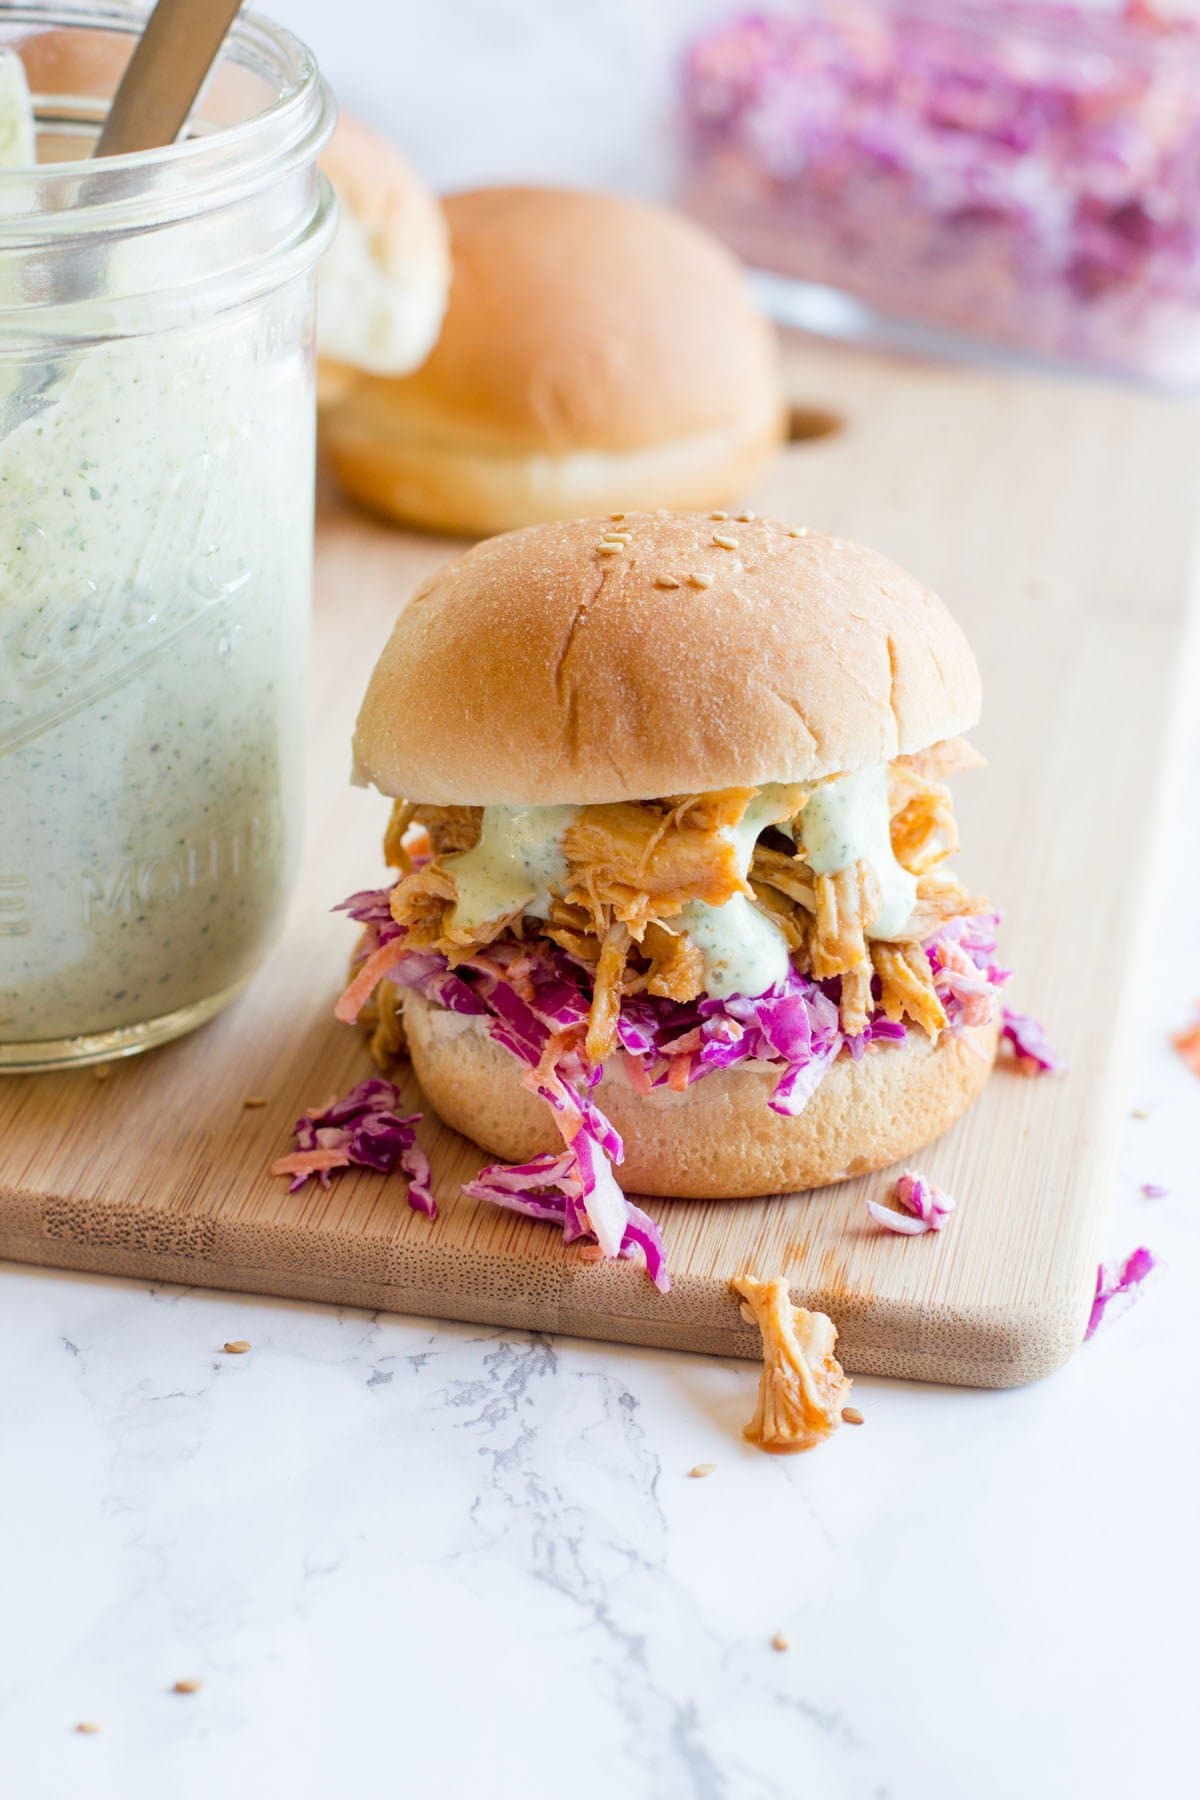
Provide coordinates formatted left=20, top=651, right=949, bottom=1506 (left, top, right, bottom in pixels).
left=3, top=7, right=1198, bottom=1793
left=2, top=722, right=1196, bottom=1798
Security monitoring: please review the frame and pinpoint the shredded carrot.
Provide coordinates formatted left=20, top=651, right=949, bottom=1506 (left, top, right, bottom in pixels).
left=334, top=937, right=411, bottom=1024
left=667, top=1054, right=692, bottom=1092
left=534, top=1032, right=578, bottom=1084
left=270, top=1148, right=352, bottom=1179
left=1173, top=1021, right=1200, bottom=1077
left=622, top=1051, right=655, bottom=1096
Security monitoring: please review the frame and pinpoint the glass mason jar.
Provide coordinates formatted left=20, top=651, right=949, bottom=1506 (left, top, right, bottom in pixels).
left=0, top=2, right=335, bottom=1069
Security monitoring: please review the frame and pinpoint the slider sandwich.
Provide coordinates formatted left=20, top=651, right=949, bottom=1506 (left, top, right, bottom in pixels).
left=337, top=513, right=1005, bottom=1276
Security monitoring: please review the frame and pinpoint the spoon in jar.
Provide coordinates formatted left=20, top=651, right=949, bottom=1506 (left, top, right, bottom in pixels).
left=95, top=0, right=244, bottom=159
left=0, top=0, right=244, bottom=438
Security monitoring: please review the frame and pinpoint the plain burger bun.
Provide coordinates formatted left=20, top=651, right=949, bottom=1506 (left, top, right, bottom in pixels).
left=323, top=185, right=784, bottom=534
left=353, top=514, right=981, bottom=805
left=402, top=991, right=998, bottom=1200
left=317, top=115, right=450, bottom=407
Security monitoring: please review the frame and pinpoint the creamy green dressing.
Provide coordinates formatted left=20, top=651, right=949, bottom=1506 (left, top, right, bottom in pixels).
left=0, top=34, right=333, bottom=1057
left=447, top=804, right=578, bottom=932
left=679, top=784, right=798, bottom=997
left=0, top=296, right=314, bottom=1041
left=799, top=764, right=917, bottom=937
left=442, top=769, right=917, bottom=1003
left=676, top=893, right=790, bottom=998
left=0, top=313, right=314, bottom=1044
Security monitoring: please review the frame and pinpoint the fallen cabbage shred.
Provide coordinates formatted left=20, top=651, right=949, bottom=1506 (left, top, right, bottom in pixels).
left=1001, top=1007, right=1063, bottom=1074
left=1086, top=1246, right=1157, bottom=1339
left=866, top=1169, right=955, bottom=1236
left=272, top=1077, right=435, bottom=1216
left=463, top=1147, right=671, bottom=1294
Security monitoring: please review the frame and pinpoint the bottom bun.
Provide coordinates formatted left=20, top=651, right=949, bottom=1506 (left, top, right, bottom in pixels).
left=322, top=390, right=783, bottom=537
left=401, top=990, right=999, bottom=1199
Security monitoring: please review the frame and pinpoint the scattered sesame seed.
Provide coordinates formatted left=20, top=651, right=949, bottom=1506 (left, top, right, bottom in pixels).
left=735, top=511, right=756, bottom=522
left=841, top=1406, right=864, bottom=1425
left=172, top=1679, right=201, bottom=1695
left=243, top=1095, right=267, bottom=1109
left=786, top=526, right=809, bottom=538
left=771, top=1632, right=790, bottom=1652
left=710, top=510, right=728, bottom=521
left=687, top=572, right=714, bottom=589
left=92, top=1064, right=111, bottom=1081
left=75, top=1722, right=101, bottom=1735
left=711, top=532, right=739, bottom=551
left=609, top=511, right=626, bottom=521
left=654, top=575, right=681, bottom=589
left=1131, top=1107, right=1150, bottom=1120
left=688, top=1463, right=716, bottom=1478
left=222, top=1340, right=251, bottom=1355
left=596, top=542, right=623, bottom=556
left=603, top=531, right=633, bottom=544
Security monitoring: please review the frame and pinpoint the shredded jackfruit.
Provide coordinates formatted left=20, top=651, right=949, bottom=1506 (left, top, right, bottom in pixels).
left=734, top=1274, right=852, bottom=1454
left=380, top=743, right=983, bottom=1051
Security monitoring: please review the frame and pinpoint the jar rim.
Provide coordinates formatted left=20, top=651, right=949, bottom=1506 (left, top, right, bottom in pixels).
left=0, top=1, right=335, bottom=236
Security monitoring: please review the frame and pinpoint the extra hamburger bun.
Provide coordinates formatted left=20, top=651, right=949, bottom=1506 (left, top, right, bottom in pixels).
left=402, top=991, right=998, bottom=1199
left=323, top=185, right=784, bottom=535
left=353, top=514, right=981, bottom=805
left=317, top=115, right=450, bottom=407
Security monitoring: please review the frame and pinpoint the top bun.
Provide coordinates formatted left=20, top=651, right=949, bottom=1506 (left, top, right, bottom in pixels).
left=353, top=514, right=981, bottom=805
left=317, top=115, right=450, bottom=394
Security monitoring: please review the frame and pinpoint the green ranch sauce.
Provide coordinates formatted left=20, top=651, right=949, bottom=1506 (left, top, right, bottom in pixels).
left=448, top=804, right=579, bottom=932
left=440, top=771, right=919, bottom=1006
left=0, top=308, right=313, bottom=1042
left=799, top=764, right=917, bottom=937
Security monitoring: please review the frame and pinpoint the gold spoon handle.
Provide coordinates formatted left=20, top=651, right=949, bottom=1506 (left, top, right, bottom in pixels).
left=94, top=0, right=243, bottom=159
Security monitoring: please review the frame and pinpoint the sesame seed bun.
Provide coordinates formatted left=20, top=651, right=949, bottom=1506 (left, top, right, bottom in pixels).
left=401, top=991, right=999, bottom=1199
left=322, top=185, right=784, bottom=534
left=352, top=514, right=981, bottom=805
left=317, top=115, right=450, bottom=406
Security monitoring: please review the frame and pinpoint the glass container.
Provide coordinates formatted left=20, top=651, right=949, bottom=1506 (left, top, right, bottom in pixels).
left=0, top=1, right=335, bottom=1069
left=682, top=1, right=1200, bottom=385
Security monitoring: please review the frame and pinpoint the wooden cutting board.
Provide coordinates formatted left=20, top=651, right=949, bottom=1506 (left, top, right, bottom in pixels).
left=2, top=336, right=1197, bottom=1387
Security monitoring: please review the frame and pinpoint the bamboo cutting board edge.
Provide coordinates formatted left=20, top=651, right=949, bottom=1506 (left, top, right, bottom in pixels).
left=0, top=1179, right=1086, bottom=1385
left=1, top=333, right=1197, bottom=1389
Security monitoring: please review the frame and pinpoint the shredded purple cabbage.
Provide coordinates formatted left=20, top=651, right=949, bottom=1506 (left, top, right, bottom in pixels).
left=681, top=3, right=1200, bottom=381
left=336, top=886, right=1009, bottom=1287
left=866, top=1168, right=955, bottom=1235
left=274, top=1077, right=435, bottom=1216
left=1086, top=1244, right=1158, bottom=1338
left=1001, top=1006, right=1063, bottom=1074
left=463, top=1145, right=671, bottom=1293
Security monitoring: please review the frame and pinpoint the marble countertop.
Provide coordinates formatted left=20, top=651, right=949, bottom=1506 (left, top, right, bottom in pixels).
left=3, top=724, right=1196, bottom=1798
